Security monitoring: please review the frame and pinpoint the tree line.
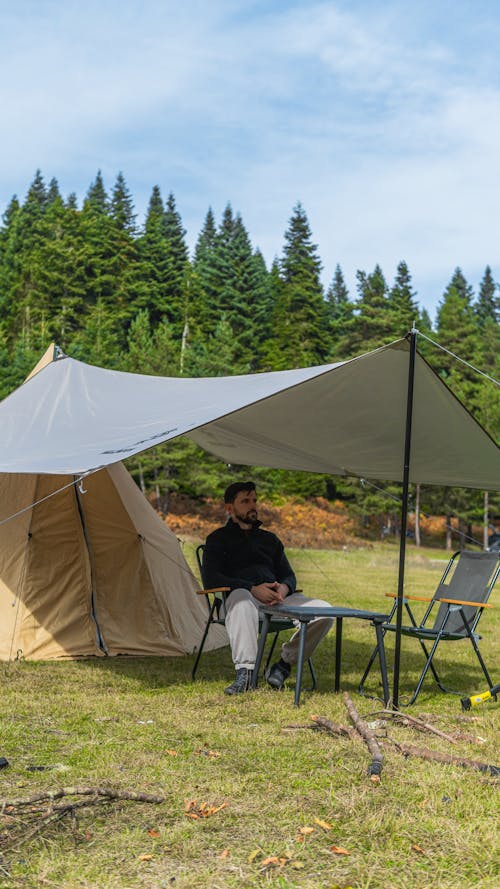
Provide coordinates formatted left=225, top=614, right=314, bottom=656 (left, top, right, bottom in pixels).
left=0, top=171, right=498, bottom=542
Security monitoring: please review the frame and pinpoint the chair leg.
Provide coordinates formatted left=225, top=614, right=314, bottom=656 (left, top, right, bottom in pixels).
left=358, top=641, right=380, bottom=694
left=191, top=603, right=217, bottom=680
left=264, top=632, right=279, bottom=671
left=416, top=637, right=445, bottom=690
left=467, top=633, right=494, bottom=689
left=437, top=614, right=495, bottom=696
left=307, top=658, right=317, bottom=691
left=407, top=631, right=445, bottom=705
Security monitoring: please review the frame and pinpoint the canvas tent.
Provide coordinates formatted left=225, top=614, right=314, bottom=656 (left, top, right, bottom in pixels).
left=0, top=338, right=498, bottom=675
left=0, top=460, right=227, bottom=660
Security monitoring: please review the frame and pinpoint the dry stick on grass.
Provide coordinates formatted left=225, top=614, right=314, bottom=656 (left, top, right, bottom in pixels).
left=309, top=715, right=359, bottom=742
left=374, top=710, right=457, bottom=744
left=388, top=740, right=500, bottom=777
left=344, top=693, right=384, bottom=782
left=0, top=798, right=111, bottom=853
left=1, top=786, right=166, bottom=811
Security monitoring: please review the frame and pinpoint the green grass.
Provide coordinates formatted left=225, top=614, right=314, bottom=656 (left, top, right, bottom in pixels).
left=1, top=543, right=499, bottom=889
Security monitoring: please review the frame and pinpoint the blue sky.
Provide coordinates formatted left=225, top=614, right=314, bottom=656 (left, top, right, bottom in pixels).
left=1, top=0, right=500, bottom=320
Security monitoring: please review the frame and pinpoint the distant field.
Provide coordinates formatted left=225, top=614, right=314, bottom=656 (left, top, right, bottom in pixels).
left=1, top=543, right=498, bottom=889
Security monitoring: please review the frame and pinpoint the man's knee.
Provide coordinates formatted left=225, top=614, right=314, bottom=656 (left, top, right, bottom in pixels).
left=226, top=587, right=254, bottom=612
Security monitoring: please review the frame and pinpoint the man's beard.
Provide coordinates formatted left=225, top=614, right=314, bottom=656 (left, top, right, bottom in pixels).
left=234, top=508, right=258, bottom=527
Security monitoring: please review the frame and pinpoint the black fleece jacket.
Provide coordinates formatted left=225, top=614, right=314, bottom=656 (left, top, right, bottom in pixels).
left=202, top=519, right=296, bottom=595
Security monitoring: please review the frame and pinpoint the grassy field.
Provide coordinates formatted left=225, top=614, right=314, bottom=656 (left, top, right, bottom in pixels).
left=1, top=543, right=499, bottom=889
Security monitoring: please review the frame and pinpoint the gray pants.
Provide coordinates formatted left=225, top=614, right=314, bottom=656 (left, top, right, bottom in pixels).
left=224, top=588, right=334, bottom=670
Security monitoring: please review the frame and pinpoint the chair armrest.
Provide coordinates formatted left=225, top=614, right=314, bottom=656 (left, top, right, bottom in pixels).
left=437, top=597, right=493, bottom=609
left=385, top=593, right=433, bottom=602
left=195, top=586, right=231, bottom=595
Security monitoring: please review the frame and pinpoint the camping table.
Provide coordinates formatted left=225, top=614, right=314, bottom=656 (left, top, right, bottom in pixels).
left=251, top=605, right=390, bottom=706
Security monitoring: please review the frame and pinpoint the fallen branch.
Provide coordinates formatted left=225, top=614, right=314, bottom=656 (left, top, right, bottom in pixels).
left=310, top=715, right=359, bottom=742
left=375, top=710, right=457, bottom=744
left=1, top=786, right=166, bottom=811
left=344, top=693, right=384, bottom=782
left=0, top=786, right=168, bottom=854
left=388, top=740, right=500, bottom=776
left=1, top=798, right=110, bottom=852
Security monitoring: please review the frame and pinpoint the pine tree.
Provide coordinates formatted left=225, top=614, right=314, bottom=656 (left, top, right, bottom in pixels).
left=264, top=203, right=327, bottom=369
left=47, top=177, right=61, bottom=204
left=161, top=192, right=190, bottom=335
left=475, top=265, right=499, bottom=327
left=388, top=261, right=420, bottom=336
left=110, top=172, right=136, bottom=234
left=81, top=172, right=141, bottom=337
left=325, top=264, right=354, bottom=359
left=342, top=264, right=393, bottom=355
left=83, top=170, right=108, bottom=214
left=435, top=268, right=478, bottom=387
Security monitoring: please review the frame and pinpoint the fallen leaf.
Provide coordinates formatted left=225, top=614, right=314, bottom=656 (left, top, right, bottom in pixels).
left=165, top=749, right=178, bottom=757
left=295, top=835, right=305, bottom=843
left=314, top=817, right=332, bottom=831
left=193, top=748, right=221, bottom=758
left=184, top=799, right=197, bottom=812
left=330, top=846, right=351, bottom=855
left=185, top=812, right=199, bottom=819
left=290, top=861, right=305, bottom=869
left=148, top=829, right=160, bottom=837
left=298, top=826, right=315, bottom=835
left=219, top=848, right=230, bottom=859
left=138, top=854, right=153, bottom=861
left=261, top=856, right=281, bottom=867
left=411, top=843, right=426, bottom=855
left=248, top=849, right=262, bottom=863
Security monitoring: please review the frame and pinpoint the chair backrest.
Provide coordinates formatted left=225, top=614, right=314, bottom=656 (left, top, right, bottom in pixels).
left=430, top=550, right=500, bottom=635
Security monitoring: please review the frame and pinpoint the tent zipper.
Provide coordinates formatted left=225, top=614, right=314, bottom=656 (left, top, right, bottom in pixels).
left=74, top=479, right=108, bottom=654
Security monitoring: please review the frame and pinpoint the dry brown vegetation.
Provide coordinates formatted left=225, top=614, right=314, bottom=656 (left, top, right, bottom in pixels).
left=163, top=495, right=368, bottom=549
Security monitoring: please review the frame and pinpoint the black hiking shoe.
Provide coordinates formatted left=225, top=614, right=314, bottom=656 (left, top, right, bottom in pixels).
left=266, top=659, right=291, bottom=690
left=224, top=668, right=253, bottom=695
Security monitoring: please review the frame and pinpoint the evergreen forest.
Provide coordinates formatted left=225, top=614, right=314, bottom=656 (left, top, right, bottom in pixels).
left=0, top=171, right=498, bottom=541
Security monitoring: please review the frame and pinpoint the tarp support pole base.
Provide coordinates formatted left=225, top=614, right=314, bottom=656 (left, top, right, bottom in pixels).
left=393, top=329, right=418, bottom=709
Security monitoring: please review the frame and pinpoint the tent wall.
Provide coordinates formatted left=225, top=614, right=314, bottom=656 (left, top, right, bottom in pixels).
left=0, top=465, right=226, bottom=661
left=0, top=473, right=100, bottom=659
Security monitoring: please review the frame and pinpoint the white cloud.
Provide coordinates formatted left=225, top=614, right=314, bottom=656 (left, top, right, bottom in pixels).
left=1, top=0, right=499, bottom=316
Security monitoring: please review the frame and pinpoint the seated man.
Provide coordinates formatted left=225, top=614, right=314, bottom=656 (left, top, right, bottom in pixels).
left=202, top=480, right=334, bottom=695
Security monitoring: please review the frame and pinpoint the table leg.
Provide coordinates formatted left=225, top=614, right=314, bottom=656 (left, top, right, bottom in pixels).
left=252, top=612, right=271, bottom=689
left=334, top=617, right=343, bottom=692
left=294, top=621, right=308, bottom=707
left=375, top=622, right=390, bottom=705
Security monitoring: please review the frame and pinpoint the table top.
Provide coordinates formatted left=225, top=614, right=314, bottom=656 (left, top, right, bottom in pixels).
left=259, top=604, right=389, bottom=622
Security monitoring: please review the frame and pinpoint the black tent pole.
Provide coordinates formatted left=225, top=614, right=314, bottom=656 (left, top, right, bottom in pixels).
left=393, top=328, right=418, bottom=709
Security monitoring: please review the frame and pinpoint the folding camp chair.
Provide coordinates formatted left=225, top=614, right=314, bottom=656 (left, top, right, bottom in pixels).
left=191, top=544, right=316, bottom=688
left=359, top=550, right=499, bottom=705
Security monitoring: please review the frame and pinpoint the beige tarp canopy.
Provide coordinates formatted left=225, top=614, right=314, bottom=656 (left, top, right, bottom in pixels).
left=0, top=339, right=497, bottom=488
left=0, top=337, right=497, bottom=661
